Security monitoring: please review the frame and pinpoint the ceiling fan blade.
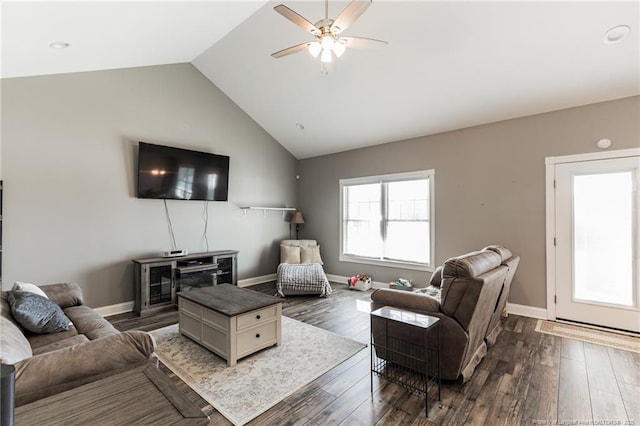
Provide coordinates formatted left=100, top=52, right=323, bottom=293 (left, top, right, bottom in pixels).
left=271, top=42, right=310, bottom=59
left=340, top=36, right=388, bottom=50
left=331, top=0, right=372, bottom=34
left=274, top=4, right=320, bottom=35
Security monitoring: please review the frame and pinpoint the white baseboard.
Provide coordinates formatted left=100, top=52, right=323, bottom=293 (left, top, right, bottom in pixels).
left=238, top=273, right=277, bottom=288
left=328, top=273, right=429, bottom=290
left=507, top=303, right=547, bottom=319
left=325, top=273, right=388, bottom=289
left=94, top=275, right=548, bottom=320
left=94, top=274, right=277, bottom=316
left=330, top=274, right=549, bottom=319
left=325, top=274, right=347, bottom=284
left=371, top=281, right=388, bottom=289
left=94, top=301, right=134, bottom=317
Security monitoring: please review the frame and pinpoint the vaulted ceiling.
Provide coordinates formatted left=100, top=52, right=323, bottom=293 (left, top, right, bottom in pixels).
left=2, top=1, right=638, bottom=159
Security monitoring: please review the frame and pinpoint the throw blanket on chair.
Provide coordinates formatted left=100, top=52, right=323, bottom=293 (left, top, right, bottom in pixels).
left=276, top=263, right=332, bottom=297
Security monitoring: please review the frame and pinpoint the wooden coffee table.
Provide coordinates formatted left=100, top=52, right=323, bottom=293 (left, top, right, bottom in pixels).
left=15, top=364, right=208, bottom=425
left=178, top=284, right=282, bottom=366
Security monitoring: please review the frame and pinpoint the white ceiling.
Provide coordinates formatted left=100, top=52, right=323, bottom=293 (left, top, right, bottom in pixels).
left=2, top=1, right=639, bottom=159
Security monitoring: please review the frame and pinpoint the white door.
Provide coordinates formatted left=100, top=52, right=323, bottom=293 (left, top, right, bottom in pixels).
left=554, top=155, right=640, bottom=332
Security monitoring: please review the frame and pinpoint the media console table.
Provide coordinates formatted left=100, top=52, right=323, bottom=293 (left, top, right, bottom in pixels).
left=132, top=250, right=238, bottom=316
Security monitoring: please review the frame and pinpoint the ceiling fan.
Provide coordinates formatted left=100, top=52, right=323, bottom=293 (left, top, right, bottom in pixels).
left=271, top=0, right=387, bottom=74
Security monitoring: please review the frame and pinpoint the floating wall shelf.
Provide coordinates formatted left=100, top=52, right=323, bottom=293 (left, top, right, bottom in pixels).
left=240, top=206, right=297, bottom=216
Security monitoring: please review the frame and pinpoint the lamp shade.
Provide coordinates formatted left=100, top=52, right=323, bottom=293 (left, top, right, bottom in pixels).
left=308, top=42, right=321, bottom=58
left=291, top=211, right=305, bottom=224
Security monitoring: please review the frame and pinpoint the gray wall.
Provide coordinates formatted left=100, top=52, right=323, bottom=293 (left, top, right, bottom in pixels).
left=1, top=64, right=298, bottom=307
left=297, top=96, right=640, bottom=309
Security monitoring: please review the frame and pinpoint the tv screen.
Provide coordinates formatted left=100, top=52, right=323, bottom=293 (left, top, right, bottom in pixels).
left=137, top=142, right=229, bottom=201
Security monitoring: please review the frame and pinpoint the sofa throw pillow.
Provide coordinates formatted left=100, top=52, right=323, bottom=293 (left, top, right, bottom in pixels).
left=0, top=314, right=33, bottom=364
left=300, top=245, right=324, bottom=265
left=12, top=281, right=48, bottom=299
left=7, top=291, right=71, bottom=334
left=280, top=245, right=301, bottom=264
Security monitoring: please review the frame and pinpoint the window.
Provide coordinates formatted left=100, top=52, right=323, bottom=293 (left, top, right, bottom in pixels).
left=340, top=170, right=434, bottom=270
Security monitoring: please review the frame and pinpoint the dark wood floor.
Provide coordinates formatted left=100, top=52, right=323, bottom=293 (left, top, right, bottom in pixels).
left=108, top=283, right=640, bottom=425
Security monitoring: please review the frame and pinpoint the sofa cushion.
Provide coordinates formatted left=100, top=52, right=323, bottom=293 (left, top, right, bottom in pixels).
left=1, top=292, right=18, bottom=322
left=280, top=245, right=301, bottom=264
left=300, top=245, right=324, bottom=265
left=12, top=282, right=48, bottom=299
left=27, top=325, right=79, bottom=351
left=7, top=291, right=71, bottom=334
left=41, top=283, right=84, bottom=309
left=443, top=250, right=502, bottom=278
left=31, top=334, right=90, bottom=356
left=482, top=245, right=513, bottom=263
left=441, top=250, right=505, bottom=330
left=63, top=305, right=119, bottom=340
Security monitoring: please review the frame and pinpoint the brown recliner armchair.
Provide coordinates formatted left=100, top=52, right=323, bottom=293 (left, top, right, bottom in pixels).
left=370, top=245, right=519, bottom=382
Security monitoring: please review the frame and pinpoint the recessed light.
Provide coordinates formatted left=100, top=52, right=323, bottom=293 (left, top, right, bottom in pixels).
left=295, top=123, right=305, bottom=130
left=50, top=41, right=70, bottom=49
left=604, top=25, right=630, bottom=44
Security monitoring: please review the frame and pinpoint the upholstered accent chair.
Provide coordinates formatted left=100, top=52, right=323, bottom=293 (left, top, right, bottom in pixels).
left=276, top=240, right=332, bottom=297
left=370, top=245, right=519, bottom=382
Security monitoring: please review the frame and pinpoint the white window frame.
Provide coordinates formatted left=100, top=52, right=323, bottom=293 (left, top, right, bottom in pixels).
left=339, top=170, right=435, bottom=271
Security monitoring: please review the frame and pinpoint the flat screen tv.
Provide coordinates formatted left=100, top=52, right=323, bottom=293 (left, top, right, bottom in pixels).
left=137, top=142, right=229, bottom=201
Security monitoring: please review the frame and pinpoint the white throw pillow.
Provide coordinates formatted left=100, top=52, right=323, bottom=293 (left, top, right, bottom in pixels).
left=300, top=245, right=324, bottom=265
left=280, top=245, right=301, bottom=264
left=12, top=281, right=48, bottom=299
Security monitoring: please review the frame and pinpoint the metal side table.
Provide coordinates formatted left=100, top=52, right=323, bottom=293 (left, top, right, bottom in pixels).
left=370, top=306, right=441, bottom=416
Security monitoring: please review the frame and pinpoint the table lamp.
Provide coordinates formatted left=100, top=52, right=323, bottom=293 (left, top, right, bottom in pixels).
left=290, top=211, right=305, bottom=240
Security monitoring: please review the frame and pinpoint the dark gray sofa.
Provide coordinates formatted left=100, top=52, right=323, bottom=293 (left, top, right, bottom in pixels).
left=0, top=283, right=156, bottom=406
left=370, top=245, right=519, bottom=382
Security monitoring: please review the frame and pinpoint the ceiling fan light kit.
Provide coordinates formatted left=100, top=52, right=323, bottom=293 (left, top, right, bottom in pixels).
left=308, top=42, right=322, bottom=58
left=333, top=41, right=347, bottom=57
left=272, top=0, right=387, bottom=74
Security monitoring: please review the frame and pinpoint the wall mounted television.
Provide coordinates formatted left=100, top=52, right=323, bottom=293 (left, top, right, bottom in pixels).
left=137, top=142, right=229, bottom=201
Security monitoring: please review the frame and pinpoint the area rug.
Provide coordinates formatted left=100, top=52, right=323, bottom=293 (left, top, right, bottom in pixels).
left=535, top=320, right=640, bottom=353
left=150, top=317, right=366, bottom=425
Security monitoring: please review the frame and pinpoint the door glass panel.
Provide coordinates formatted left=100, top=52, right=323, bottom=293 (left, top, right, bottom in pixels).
left=148, top=264, right=173, bottom=305
left=573, top=171, right=634, bottom=306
